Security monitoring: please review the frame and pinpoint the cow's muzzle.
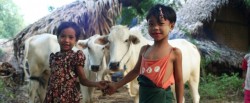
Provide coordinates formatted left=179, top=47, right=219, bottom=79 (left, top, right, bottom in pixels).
left=91, top=65, right=99, bottom=72
left=109, top=62, right=119, bottom=71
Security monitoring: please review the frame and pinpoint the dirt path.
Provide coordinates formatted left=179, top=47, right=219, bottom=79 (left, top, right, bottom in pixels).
left=0, top=82, right=244, bottom=103
left=92, top=87, right=133, bottom=103
left=0, top=83, right=133, bottom=103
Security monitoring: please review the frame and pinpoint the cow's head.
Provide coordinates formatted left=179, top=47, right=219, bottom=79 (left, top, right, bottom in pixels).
left=106, top=25, right=140, bottom=71
left=77, top=34, right=109, bottom=72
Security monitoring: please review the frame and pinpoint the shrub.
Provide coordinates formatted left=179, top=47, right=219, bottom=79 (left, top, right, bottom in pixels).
left=199, top=73, right=244, bottom=101
left=0, top=79, right=15, bottom=102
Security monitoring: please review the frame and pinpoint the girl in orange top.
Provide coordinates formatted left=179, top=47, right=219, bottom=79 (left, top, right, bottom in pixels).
left=105, top=4, right=184, bottom=103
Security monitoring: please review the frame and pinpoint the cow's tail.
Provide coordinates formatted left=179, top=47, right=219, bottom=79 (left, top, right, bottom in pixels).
left=22, top=37, right=33, bottom=79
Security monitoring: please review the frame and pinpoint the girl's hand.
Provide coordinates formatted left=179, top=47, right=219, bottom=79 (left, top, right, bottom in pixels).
left=103, top=82, right=118, bottom=95
left=97, top=80, right=110, bottom=89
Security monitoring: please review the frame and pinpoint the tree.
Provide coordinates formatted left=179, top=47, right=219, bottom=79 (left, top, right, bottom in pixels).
left=0, top=0, right=24, bottom=39
left=245, top=0, right=250, bottom=7
left=118, top=0, right=187, bottom=26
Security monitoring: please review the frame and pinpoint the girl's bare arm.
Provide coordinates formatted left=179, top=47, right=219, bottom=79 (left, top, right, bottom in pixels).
left=173, top=48, right=184, bottom=103
left=76, top=66, right=107, bottom=89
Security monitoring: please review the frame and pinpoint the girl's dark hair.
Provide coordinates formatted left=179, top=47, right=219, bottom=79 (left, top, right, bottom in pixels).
left=146, top=4, right=176, bottom=23
left=56, top=21, right=81, bottom=41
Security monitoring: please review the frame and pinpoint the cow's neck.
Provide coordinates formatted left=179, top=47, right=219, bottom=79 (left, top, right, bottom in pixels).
left=123, top=43, right=142, bottom=72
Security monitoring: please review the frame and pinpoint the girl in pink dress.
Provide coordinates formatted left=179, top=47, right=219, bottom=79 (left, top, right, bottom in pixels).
left=44, top=22, right=107, bottom=103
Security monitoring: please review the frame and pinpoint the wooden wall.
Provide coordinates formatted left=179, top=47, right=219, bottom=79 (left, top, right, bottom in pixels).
left=210, top=4, right=249, bottom=52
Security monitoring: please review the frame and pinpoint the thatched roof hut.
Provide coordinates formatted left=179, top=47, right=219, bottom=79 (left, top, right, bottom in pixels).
left=171, top=0, right=250, bottom=74
left=12, top=0, right=249, bottom=75
left=13, top=0, right=122, bottom=66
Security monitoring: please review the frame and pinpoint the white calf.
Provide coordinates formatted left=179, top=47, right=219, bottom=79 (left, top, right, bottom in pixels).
left=77, top=34, right=111, bottom=82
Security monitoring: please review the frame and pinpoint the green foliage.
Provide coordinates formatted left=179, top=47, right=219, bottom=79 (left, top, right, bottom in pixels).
left=118, top=0, right=154, bottom=25
left=200, top=56, right=212, bottom=77
left=0, top=48, right=3, bottom=58
left=0, top=46, right=5, bottom=59
left=119, top=0, right=182, bottom=25
left=245, top=0, right=250, bottom=7
left=0, top=0, right=24, bottom=39
left=199, top=51, right=220, bottom=77
left=0, top=79, right=15, bottom=102
left=0, top=79, right=4, bottom=92
left=119, top=7, right=138, bottom=25
left=199, top=73, right=244, bottom=100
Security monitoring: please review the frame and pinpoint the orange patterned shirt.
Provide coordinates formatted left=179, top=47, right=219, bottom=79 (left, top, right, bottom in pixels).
left=140, top=48, right=174, bottom=89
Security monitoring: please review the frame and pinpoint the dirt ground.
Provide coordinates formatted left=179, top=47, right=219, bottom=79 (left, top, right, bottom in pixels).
left=0, top=82, right=134, bottom=103
left=0, top=70, right=244, bottom=103
left=0, top=81, right=244, bottom=103
left=92, top=86, right=133, bottom=103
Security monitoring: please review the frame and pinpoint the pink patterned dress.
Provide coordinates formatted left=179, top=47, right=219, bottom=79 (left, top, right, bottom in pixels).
left=44, top=50, right=85, bottom=103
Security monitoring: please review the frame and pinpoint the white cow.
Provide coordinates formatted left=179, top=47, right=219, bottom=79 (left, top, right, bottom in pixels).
left=77, top=34, right=111, bottom=82
left=23, top=34, right=60, bottom=103
left=77, top=34, right=112, bottom=103
left=100, top=25, right=200, bottom=103
left=23, top=33, right=103, bottom=103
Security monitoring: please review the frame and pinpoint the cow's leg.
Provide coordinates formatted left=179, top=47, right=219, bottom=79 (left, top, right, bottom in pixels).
left=28, top=63, right=41, bottom=103
left=29, top=80, right=39, bottom=103
left=28, top=63, right=49, bottom=103
left=188, top=73, right=200, bottom=103
left=37, top=85, right=47, bottom=103
left=37, top=70, right=50, bottom=103
left=80, top=69, right=96, bottom=103
left=79, top=86, right=94, bottom=103
left=80, top=85, right=90, bottom=103
left=97, top=69, right=105, bottom=81
left=89, top=72, right=97, bottom=102
left=134, top=94, right=139, bottom=103
left=88, top=87, right=95, bottom=103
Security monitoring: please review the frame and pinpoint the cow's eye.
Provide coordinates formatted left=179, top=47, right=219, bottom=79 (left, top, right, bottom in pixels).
left=125, top=39, right=128, bottom=42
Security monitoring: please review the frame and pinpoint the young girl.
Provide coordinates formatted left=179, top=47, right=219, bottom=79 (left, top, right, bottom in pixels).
left=44, top=21, right=107, bottom=103
left=105, top=4, right=184, bottom=103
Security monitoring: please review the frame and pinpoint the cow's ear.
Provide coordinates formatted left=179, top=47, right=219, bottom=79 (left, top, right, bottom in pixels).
left=76, top=40, right=88, bottom=49
left=96, top=35, right=109, bottom=45
left=129, top=35, right=140, bottom=44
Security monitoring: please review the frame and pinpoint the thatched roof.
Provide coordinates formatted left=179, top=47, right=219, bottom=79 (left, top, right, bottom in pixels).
left=13, top=0, right=122, bottom=65
left=12, top=0, right=247, bottom=70
left=175, top=0, right=229, bottom=33
left=172, top=0, right=246, bottom=68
